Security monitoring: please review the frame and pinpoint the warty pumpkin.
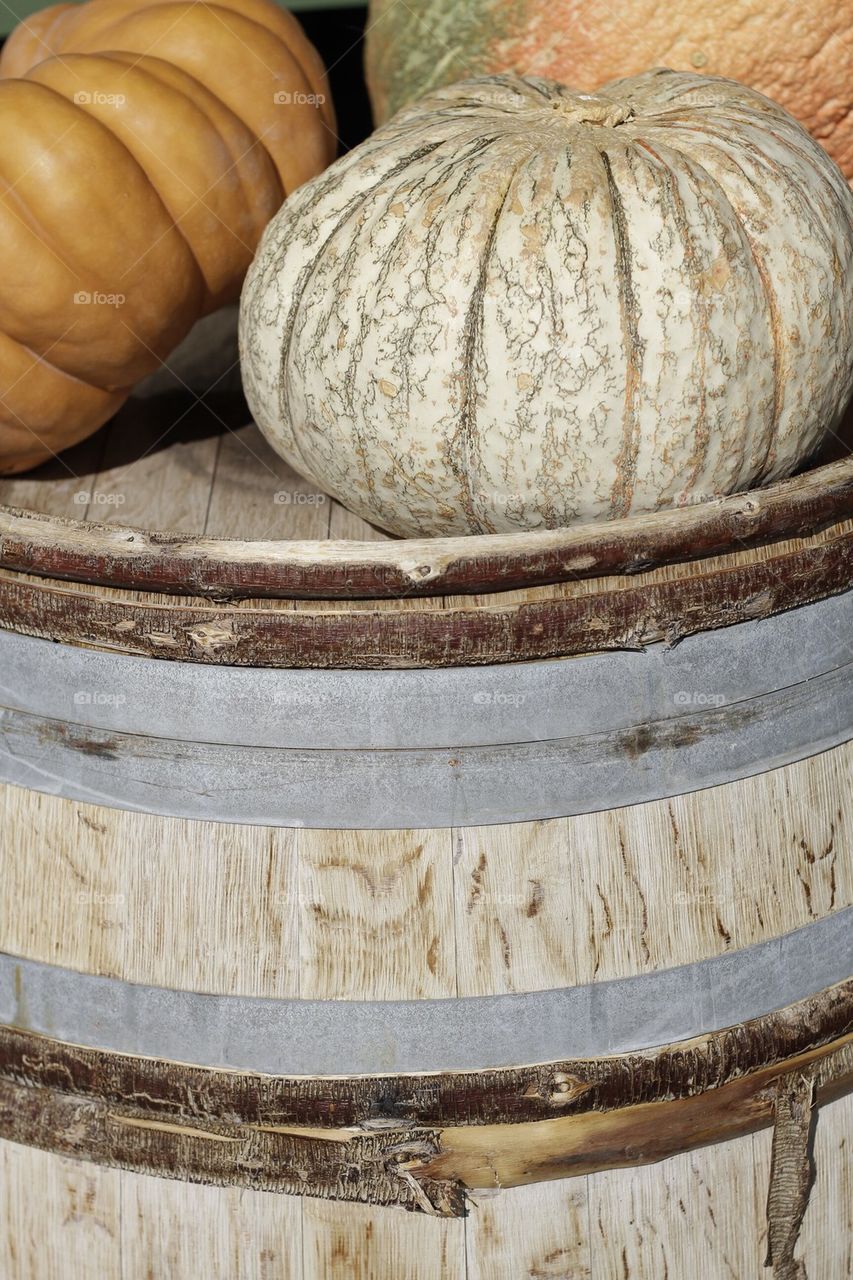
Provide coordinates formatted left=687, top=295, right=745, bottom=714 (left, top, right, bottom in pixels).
left=0, top=0, right=336, bottom=474
left=365, top=0, right=853, bottom=183
left=240, top=70, right=853, bottom=538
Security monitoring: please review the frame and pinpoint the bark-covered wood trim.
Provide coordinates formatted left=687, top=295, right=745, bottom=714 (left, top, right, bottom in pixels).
left=1, top=456, right=850, bottom=600
left=416, top=1042, right=853, bottom=1197
left=0, top=522, right=850, bottom=667
left=2, top=979, right=849, bottom=1129
left=0, top=992, right=850, bottom=1213
left=0, top=998, right=845, bottom=1208
left=0, top=1041, right=850, bottom=1217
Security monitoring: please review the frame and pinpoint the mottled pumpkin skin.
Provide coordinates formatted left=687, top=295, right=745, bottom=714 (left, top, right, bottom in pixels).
left=0, top=0, right=336, bottom=473
left=365, top=0, right=853, bottom=183
left=241, top=71, right=853, bottom=538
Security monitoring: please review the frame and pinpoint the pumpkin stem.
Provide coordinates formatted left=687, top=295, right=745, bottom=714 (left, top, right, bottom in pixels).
left=552, top=93, right=634, bottom=128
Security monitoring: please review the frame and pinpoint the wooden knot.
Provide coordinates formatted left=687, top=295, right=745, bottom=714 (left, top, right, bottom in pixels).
left=548, top=1071, right=593, bottom=1105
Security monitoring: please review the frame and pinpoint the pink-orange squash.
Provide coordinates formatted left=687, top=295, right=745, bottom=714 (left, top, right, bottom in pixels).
left=366, top=0, right=853, bottom=182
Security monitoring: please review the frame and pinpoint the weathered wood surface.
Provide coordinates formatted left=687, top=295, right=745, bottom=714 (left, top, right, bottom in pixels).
left=0, top=1142, right=306, bottom=1280
left=453, top=748, right=851, bottom=997
left=796, top=1083, right=853, bottom=1279
left=1, top=736, right=849, bottom=998
left=302, top=1196, right=464, bottom=1280
left=0, top=519, right=850, bottom=667
left=298, top=829, right=457, bottom=1001
left=1, top=454, right=851, bottom=600
left=120, top=1172, right=304, bottom=1279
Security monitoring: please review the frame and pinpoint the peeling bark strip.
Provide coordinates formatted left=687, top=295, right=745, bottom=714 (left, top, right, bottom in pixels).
left=0, top=1047, right=849, bottom=1218
left=0, top=522, right=849, bottom=668
left=0, top=977, right=845, bottom=1208
left=0, top=1076, right=465, bottom=1216
left=0, top=1028, right=850, bottom=1214
left=1, top=457, right=851, bottom=599
left=765, top=1071, right=820, bottom=1280
left=417, top=1043, right=853, bottom=1193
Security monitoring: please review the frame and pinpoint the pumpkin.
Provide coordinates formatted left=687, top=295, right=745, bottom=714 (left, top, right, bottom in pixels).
left=365, top=0, right=853, bottom=182
left=240, top=70, right=853, bottom=538
left=0, top=0, right=335, bottom=474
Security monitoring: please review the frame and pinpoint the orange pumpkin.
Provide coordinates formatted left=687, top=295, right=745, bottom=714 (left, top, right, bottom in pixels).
left=365, top=0, right=853, bottom=181
left=0, top=0, right=336, bottom=473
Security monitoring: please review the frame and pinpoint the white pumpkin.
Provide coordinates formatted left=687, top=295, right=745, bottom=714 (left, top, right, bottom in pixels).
left=240, top=70, right=853, bottom=537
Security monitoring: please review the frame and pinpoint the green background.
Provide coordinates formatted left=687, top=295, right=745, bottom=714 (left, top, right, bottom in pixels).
left=0, top=1, right=354, bottom=36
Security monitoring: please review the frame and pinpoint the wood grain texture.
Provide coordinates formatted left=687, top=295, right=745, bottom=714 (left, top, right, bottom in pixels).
left=453, top=742, right=853, bottom=995
left=796, top=1088, right=853, bottom=1278
left=1, top=737, right=850, bottom=1000
left=582, top=1092, right=853, bottom=1280
left=88, top=412, right=220, bottom=535
left=0, top=1141, right=122, bottom=1279
left=587, top=1131, right=766, bottom=1280
left=465, top=1178, right=591, bottom=1279
left=0, top=788, right=301, bottom=997
left=120, top=1168, right=303, bottom=1280
left=204, top=424, right=333, bottom=543
left=302, top=1198, right=465, bottom=1279
left=297, top=829, right=456, bottom=1001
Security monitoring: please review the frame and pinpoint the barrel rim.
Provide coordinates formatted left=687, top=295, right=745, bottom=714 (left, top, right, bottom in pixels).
left=1, top=453, right=851, bottom=601
left=0, top=520, right=850, bottom=668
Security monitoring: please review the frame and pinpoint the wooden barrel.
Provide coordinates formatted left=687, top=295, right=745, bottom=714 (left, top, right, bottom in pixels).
left=0, top=314, right=851, bottom=1279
